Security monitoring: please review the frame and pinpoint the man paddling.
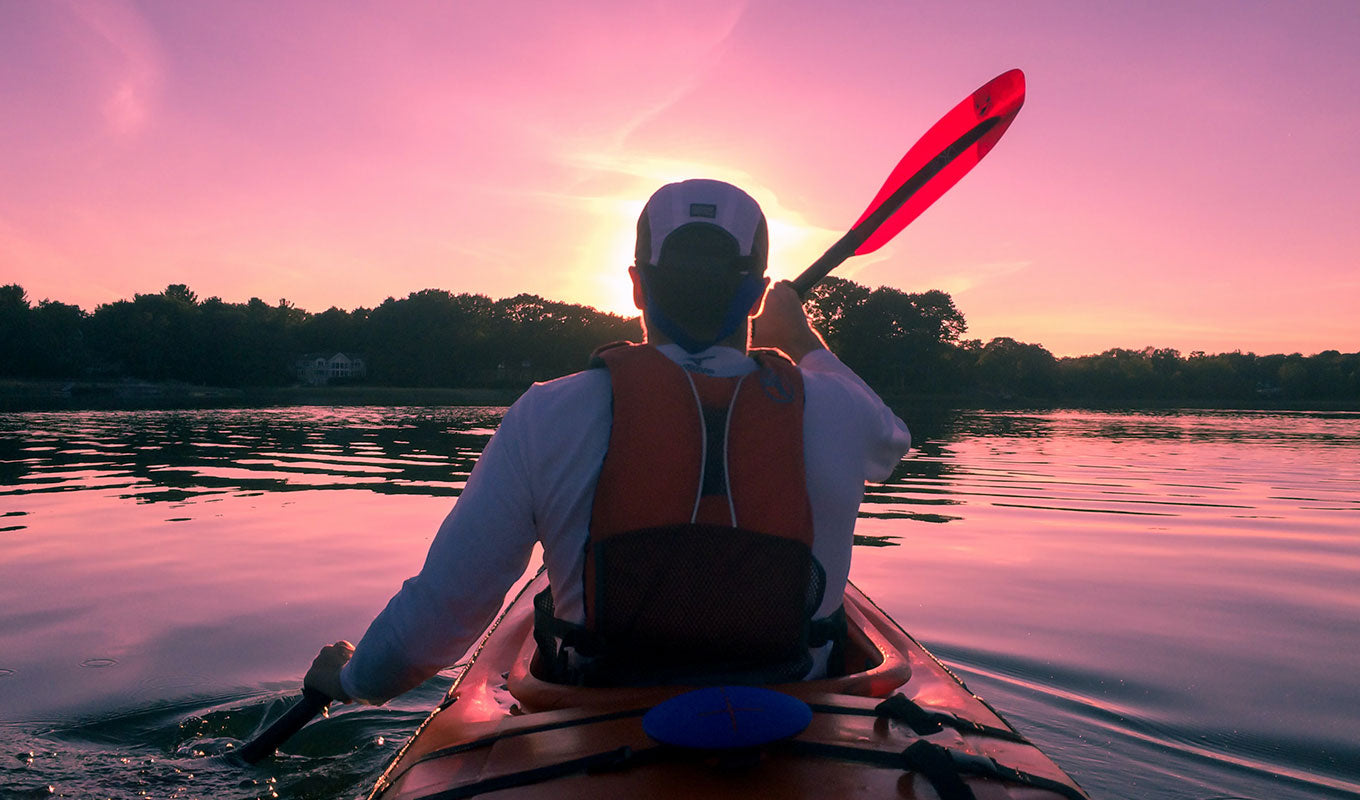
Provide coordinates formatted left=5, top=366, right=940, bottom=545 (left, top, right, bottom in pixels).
left=306, top=179, right=911, bottom=701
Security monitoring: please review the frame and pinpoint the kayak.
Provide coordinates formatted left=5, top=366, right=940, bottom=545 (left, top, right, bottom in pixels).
left=366, top=569, right=1089, bottom=800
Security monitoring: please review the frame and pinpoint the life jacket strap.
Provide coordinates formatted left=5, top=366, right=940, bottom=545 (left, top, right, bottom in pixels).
left=808, top=605, right=848, bottom=650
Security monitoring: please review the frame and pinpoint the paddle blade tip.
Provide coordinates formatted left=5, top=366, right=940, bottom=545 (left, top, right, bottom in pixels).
left=978, top=68, right=1027, bottom=118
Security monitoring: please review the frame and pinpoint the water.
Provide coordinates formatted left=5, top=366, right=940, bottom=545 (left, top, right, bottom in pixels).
left=1, top=407, right=1357, bottom=799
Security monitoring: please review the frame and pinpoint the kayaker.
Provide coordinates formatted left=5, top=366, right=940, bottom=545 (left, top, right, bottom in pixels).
left=305, top=179, right=911, bottom=702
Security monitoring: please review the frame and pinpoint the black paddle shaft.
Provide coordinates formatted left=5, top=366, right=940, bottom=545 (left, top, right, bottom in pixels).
left=237, top=687, right=332, bottom=764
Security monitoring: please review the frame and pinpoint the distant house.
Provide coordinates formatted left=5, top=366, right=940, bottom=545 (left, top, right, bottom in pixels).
left=296, top=352, right=367, bottom=385
left=496, top=359, right=535, bottom=384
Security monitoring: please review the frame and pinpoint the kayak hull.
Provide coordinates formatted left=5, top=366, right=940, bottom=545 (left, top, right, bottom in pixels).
left=369, top=570, right=1087, bottom=799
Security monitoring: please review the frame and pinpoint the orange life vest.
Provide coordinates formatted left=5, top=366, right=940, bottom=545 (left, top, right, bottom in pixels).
left=534, top=343, right=840, bottom=686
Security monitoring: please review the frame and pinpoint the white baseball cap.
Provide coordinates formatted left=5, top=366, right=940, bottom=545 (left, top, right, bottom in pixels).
left=634, top=179, right=768, bottom=275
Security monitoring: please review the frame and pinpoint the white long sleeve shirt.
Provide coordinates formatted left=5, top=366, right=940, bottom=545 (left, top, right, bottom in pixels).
left=341, top=344, right=911, bottom=703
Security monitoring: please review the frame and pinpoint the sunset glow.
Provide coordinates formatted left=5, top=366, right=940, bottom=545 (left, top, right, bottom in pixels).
left=2, top=1, right=1357, bottom=356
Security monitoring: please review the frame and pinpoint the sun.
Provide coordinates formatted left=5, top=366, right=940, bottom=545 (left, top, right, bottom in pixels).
left=596, top=220, right=641, bottom=317
left=561, top=165, right=839, bottom=318
left=563, top=197, right=643, bottom=318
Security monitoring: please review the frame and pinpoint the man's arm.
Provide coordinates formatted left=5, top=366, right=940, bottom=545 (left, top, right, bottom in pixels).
left=755, top=280, right=910, bottom=480
left=304, top=398, right=542, bottom=705
left=751, top=280, right=909, bottom=474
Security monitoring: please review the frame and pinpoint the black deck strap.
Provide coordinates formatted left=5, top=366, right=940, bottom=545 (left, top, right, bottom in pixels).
left=408, top=745, right=665, bottom=800
left=784, top=740, right=1089, bottom=800
left=901, top=740, right=978, bottom=800
left=874, top=693, right=1030, bottom=744
left=408, top=706, right=650, bottom=769
left=783, top=740, right=975, bottom=799
left=875, top=693, right=945, bottom=734
left=945, top=749, right=1089, bottom=800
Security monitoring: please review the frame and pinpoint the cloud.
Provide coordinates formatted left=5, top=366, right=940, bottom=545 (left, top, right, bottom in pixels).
left=933, top=260, right=1033, bottom=294
left=63, top=0, right=163, bottom=136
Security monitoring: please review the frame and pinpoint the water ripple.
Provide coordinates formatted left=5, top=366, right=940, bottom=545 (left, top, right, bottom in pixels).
left=0, top=406, right=504, bottom=504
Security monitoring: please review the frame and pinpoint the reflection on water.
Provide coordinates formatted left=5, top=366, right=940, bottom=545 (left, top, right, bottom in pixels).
left=1, top=406, right=1358, bottom=800
left=0, top=407, right=504, bottom=510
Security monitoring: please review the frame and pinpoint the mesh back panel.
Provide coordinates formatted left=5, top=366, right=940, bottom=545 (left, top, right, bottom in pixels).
left=593, top=524, right=824, bottom=684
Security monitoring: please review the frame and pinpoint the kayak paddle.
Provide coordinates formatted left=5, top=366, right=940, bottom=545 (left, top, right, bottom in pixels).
left=790, top=68, right=1026, bottom=296
left=237, top=687, right=332, bottom=764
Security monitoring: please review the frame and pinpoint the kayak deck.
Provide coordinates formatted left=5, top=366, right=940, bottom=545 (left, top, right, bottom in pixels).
left=369, top=571, right=1088, bottom=799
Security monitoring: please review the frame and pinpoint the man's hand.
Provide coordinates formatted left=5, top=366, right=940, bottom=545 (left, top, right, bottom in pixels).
left=751, top=281, right=828, bottom=363
left=303, top=640, right=355, bottom=703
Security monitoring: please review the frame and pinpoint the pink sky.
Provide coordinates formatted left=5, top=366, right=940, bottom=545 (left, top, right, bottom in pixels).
left=2, top=0, right=1357, bottom=357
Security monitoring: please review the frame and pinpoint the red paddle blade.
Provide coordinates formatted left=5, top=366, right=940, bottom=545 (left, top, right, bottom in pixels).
left=851, top=69, right=1025, bottom=255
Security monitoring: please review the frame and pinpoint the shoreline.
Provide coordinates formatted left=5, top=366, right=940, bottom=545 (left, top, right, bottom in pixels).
left=3, top=379, right=1357, bottom=414
left=0, top=379, right=525, bottom=412
left=883, top=392, right=1360, bottom=414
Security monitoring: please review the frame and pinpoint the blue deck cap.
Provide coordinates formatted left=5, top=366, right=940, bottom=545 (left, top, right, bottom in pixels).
left=642, top=686, right=813, bottom=749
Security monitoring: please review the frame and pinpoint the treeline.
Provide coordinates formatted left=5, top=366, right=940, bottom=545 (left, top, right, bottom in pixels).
left=0, top=283, right=637, bottom=388
left=805, top=278, right=1358, bottom=405
left=956, top=339, right=1360, bottom=405
left=2, top=280, right=1357, bottom=406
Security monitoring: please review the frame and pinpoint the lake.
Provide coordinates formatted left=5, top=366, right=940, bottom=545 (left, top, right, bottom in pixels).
left=1, top=406, right=1357, bottom=799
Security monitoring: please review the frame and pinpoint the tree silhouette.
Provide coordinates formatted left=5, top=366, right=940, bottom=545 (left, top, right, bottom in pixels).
left=976, top=337, right=1057, bottom=398
left=803, top=278, right=967, bottom=391
left=1, top=279, right=1355, bottom=407
left=1, top=284, right=33, bottom=376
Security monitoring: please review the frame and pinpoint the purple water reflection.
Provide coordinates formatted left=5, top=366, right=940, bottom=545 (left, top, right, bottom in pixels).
left=1, top=406, right=1357, bottom=799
